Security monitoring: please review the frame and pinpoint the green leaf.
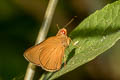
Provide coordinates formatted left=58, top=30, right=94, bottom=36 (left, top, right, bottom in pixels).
left=46, top=1, right=120, bottom=79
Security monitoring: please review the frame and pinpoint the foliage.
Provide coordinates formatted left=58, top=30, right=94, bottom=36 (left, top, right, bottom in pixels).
left=42, top=1, right=120, bottom=79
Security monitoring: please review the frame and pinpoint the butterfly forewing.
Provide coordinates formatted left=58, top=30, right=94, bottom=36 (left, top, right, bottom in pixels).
left=24, top=36, right=65, bottom=72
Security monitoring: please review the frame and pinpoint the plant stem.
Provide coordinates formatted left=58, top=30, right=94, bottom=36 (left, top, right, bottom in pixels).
left=24, top=0, right=59, bottom=80
left=39, top=72, right=53, bottom=80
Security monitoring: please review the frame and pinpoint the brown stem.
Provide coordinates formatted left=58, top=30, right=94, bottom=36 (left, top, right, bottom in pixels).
left=24, top=0, right=59, bottom=80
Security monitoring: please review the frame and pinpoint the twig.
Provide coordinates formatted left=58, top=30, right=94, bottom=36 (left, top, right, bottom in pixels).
left=24, top=0, right=59, bottom=80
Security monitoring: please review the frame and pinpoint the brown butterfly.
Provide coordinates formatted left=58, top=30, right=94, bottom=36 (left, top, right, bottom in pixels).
left=24, top=16, right=77, bottom=72
left=24, top=28, right=71, bottom=72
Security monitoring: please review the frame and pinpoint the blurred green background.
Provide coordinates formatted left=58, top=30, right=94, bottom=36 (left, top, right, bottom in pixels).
left=0, top=0, right=120, bottom=80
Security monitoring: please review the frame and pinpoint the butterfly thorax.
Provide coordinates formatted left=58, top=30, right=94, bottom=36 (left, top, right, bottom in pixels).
left=56, top=35, right=69, bottom=48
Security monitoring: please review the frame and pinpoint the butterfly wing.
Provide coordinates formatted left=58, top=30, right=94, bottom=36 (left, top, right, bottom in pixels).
left=39, top=43, right=65, bottom=72
left=24, top=36, right=65, bottom=72
left=24, top=40, right=46, bottom=65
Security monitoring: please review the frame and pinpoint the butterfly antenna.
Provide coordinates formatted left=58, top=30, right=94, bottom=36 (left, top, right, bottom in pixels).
left=56, top=24, right=60, bottom=30
left=64, top=16, right=77, bottom=28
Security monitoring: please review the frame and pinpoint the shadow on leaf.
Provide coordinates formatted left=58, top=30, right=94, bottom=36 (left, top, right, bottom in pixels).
left=70, top=25, right=120, bottom=39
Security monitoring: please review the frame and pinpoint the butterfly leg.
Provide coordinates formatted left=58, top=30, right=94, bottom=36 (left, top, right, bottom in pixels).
left=63, top=54, right=67, bottom=67
left=69, top=38, right=79, bottom=48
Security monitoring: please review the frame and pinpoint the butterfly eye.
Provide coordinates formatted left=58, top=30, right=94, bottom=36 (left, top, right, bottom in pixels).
left=61, top=30, right=66, bottom=34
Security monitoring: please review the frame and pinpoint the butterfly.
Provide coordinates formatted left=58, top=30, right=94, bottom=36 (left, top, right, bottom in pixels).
left=24, top=28, right=71, bottom=72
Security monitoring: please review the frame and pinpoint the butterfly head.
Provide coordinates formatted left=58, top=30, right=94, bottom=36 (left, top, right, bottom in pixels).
left=57, top=28, right=67, bottom=36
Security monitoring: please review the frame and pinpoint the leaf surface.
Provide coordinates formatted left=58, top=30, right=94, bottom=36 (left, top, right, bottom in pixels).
left=47, top=1, right=120, bottom=79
